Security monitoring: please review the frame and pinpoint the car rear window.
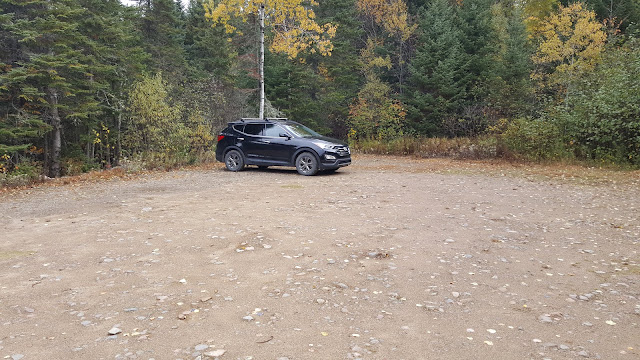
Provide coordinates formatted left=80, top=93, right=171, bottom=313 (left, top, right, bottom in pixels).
left=232, top=125, right=244, bottom=132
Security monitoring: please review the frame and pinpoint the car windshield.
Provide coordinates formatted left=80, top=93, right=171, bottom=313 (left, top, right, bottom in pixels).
left=283, top=123, right=320, bottom=138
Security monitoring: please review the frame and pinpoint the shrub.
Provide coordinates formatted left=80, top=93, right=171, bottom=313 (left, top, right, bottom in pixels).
left=0, top=158, right=41, bottom=187
left=498, top=118, right=568, bottom=161
left=351, top=135, right=498, bottom=159
left=562, top=39, right=640, bottom=166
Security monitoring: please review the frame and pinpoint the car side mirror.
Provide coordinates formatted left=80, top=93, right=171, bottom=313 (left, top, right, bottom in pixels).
left=280, top=133, right=291, bottom=139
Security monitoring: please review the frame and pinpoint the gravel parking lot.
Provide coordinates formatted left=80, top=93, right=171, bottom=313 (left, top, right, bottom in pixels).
left=1, top=155, right=639, bottom=359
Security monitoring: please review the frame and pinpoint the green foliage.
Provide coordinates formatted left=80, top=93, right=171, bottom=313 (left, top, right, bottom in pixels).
left=305, top=0, right=363, bottom=136
left=0, top=153, right=42, bottom=186
left=125, top=73, right=187, bottom=155
left=349, top=39, right=407, bottom=140
left=0, top=0, right=103, bottom=177
left=76, top=0, right=148, bottom=168
left=138, top=0, right=188, bottom=82
left=486, top=4, right=534, bottom=117
left=184, top=0, right=234, bottom=81
left=348, top=79, right=407, bottom=140
left=352, top=135, right=498, bottom=159
left=185, top=109, right=215, bottom=154
left=405, top=0, right=470, bottom=135
left=458, top=0, right=495, bottom=99
left=1, top=0, right=639, bottom=185
left=180, top=76, right=242, bottom=133
left=265, top=52, right=328, bottom=132
left=125, top=72, right=219, bottom=168
left=561, top=38, right=640, bottom=165
left=0, top=115, right=50, bottom=156
left=499, top=118, right=568, bottom=161
left=560, top=0, right=639, bottom=33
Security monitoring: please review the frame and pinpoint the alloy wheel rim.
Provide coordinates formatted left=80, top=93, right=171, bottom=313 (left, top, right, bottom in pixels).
left=299, top=156, right=313, bottom=173
left=227, top=154, right=239, bottom=169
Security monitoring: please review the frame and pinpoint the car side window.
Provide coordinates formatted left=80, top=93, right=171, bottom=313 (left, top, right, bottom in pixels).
left=263, top=124, right=286, bottom=137
left=243, top=124, right=264, bottom=136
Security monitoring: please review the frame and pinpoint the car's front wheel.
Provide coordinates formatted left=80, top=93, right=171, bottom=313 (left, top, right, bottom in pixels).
left=295, top=152, right=319, bottom=176
left=224, top=150, right=244, bottom=172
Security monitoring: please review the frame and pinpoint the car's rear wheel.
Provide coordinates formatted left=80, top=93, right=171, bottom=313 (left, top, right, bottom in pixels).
left=295, top=152, right=318, bottom=176
left=224, top=150, right=244, bottom=172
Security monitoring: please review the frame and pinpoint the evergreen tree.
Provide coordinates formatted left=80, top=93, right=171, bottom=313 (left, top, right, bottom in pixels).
left=299, top=0, right=364, bottom=135
left=405, top=0, right=470, bottom=135
left=76, top=0, right=148, bottom=166
left=137, top=0, right=188, bottom=82
left=458, top=0, right=495, bottom=101
left=184, top=0, right=233, bottom=81
left=486, top=3, right=534, bottom=118
left=265, top=53, right=326, bottom=130
left=0, top=0, right=101, bottom=177
left=0, top=2, right=50, bottom=161
left=560, top=0, right=639, bottom=33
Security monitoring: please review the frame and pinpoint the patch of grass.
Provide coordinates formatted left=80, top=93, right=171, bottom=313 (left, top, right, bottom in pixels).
left=117, top=150, right=221, bottom=174
left=281, top=184, right=303, bottom=189
left=622, top=266, right=640, bottom=275
left=0, top=251, right=35, bottom=260
left=352, top=136, right=497, bottom=159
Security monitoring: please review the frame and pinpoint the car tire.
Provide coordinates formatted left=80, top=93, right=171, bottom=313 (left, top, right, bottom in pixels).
left=224, top=150, right=244, bottom=172
left=295, top=152, right=319, bottom=176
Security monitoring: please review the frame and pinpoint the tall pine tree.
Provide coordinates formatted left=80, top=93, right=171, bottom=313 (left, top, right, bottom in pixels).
left=0, top=1, right=50, bottom=161
left=0, top=0, right=101, bottom=177
left=486, top=3, right=534, bottom=118
left=76, top=0, right=148, bottom=166
left=184, top=0, right=233, bottom=81
left=137, top=0, right=188, bottom=83
left=405, top=0, right=470, bottom=135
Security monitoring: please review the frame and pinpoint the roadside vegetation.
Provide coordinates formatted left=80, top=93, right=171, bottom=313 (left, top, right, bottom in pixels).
left=1, top=0, right=639, bottom=186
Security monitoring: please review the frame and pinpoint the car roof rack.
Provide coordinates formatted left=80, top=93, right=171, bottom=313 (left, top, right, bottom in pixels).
left=239, top=117, right=288, bottom=122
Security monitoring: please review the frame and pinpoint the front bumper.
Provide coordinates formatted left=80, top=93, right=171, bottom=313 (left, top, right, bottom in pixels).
left=320, top=154, right=351, bottom=170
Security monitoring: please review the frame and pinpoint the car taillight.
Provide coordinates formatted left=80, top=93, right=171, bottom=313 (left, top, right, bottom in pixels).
left=217, top=135, right=225, bottom=142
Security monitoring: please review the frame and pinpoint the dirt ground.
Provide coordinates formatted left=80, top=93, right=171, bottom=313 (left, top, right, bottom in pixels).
left=1, top=155, right=639, bottom=360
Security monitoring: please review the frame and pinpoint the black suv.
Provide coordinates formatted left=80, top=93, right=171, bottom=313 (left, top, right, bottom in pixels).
left=215, top=118, right=351, bottom=176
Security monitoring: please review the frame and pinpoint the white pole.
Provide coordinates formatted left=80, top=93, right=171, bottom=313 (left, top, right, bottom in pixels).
left=259, top=4, right=265, bottom=119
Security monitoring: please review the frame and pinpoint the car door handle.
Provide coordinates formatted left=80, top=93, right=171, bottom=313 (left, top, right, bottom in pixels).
left=262, top=140, right=271, bottom=143
left=237, top=137, right=244, bottom=141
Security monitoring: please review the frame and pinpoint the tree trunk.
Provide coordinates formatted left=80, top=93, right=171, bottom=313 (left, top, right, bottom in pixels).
left=115, top=111, right=122, bottom=167
left=86, top=128, right=94, bottom=160
left=43, top=131, right=50, bottom=177
left=46, top=87, right=62, bottom=178
left=259, top=4, right=265, bottom=119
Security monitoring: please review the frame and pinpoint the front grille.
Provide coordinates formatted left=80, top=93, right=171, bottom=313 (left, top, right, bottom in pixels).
left=334, top=146, right=350, bottom=157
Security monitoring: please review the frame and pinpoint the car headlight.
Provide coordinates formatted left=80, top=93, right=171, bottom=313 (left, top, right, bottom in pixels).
left=314, top=142, right=333, bottom=150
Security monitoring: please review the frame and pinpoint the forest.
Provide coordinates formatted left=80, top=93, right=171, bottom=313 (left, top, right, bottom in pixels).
left=1, top=0, right=639, bottom=183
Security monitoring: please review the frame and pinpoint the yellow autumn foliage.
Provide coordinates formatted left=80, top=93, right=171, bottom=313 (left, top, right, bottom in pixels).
left=532, top=3, right=606, bottom=92
left=202, top=0, right=336, bottom=59
left=356, top=0, right=416, bottom=40
left=533, top=3, right=606, bottom=73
